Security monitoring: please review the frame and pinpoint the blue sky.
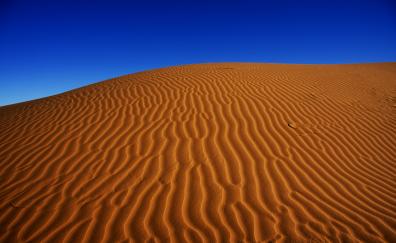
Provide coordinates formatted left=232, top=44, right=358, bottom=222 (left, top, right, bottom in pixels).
left=1, top=0, right=396, bottom=106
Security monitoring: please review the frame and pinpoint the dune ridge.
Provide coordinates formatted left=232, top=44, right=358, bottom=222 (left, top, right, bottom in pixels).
left=0, top=63, right=395, bottom=242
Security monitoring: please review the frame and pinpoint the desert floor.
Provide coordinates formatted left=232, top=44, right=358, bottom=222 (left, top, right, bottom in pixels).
left=0, top=63, right=395, bottom=242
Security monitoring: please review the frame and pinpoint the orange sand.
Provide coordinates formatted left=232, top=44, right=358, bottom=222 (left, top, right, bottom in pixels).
left=0, top=63, right=395, bottom=242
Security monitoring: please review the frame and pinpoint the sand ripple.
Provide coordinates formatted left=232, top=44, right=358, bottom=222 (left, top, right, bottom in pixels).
left=1, top=63, right=395, bottom=242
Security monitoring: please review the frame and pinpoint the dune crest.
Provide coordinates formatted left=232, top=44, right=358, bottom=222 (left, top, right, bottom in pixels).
left=1, top=63, right=396, bottom=242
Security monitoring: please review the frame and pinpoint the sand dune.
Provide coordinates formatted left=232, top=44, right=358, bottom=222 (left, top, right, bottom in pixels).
left=0, top=63, right=396, bottom=242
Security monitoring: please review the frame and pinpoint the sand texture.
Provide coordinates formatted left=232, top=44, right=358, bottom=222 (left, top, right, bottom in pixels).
left=0, top=63, right=396, bottom=242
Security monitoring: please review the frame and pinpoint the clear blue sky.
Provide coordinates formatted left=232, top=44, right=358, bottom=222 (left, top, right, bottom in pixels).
left=1, top=0, right=396, bottom=106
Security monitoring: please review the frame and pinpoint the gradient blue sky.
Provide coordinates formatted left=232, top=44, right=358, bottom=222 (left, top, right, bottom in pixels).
left=1, top=0, right=396, bottom=106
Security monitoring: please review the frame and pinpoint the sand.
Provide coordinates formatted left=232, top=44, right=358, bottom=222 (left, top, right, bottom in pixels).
left=0, top=63, right=395, bottom=242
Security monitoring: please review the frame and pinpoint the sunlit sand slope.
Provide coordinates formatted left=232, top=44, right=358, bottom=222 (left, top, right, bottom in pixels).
left=0, top=63, right=395, bottom=242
